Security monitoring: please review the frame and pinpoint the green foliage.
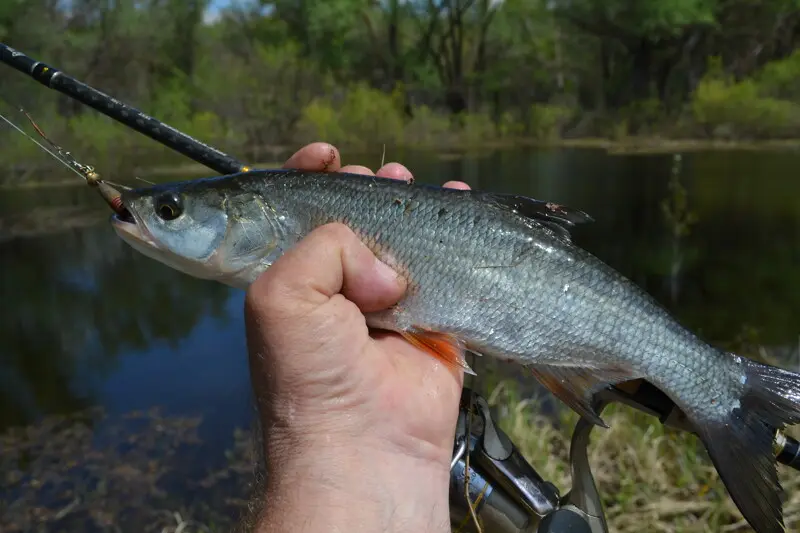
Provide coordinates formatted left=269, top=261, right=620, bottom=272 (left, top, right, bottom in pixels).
left=757, top=49, right=800, bottom=101
left=618, top=98, right=668, bottom=134
left=147, top=74, right=194, bottom=128
left=556, top=0, right=716, bottom=38
left=458, top=112, right=497, bottom=146
left=404, top=105, right=455, bottom=146
left=67, top=114, right=132, bottom=166
left=2, top=0, right=800, bottom=178
left=527, top=104, right=575, bottom=141
left=270, top=0, right=369, bottom=75
left=192, top=39, right=327, bottom=150
left=692, top=57, right=800, bottom=139
left=295, top=84, right=405, bottom=148
left=295, top=99, right=347, bottom=145
left=339, top=84, right=405, bottom=146
left=497, top=111, right=525, bottom=139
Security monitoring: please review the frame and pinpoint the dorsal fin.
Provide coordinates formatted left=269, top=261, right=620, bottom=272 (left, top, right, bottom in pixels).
left=480, top=192, right=594, bottom=239
left=540, top=220, right=573, bottom=241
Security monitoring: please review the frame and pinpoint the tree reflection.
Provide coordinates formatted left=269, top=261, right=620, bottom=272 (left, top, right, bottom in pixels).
left=594, top=153, right=800, bottom=350
left=0, top=201, right=231, bottom=430
left=661, top=211, right=800, bottom=347
left=658, top=154, right=698, bottom=305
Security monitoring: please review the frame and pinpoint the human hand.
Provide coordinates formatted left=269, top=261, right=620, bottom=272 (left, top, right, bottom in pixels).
left=244, top=143, right=471, bottom=533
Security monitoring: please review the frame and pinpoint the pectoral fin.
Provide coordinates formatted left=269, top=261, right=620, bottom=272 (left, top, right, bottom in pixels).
left=528, top=364, right=639, bottom=427
left=400, top=328, right=476, bottom=375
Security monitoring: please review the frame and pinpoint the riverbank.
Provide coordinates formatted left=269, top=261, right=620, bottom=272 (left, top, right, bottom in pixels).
left=0, top=206, right=106, bottom=242
left=3, top=136, right=800, bottom=191
left=3, top=378, right=799, bottom=533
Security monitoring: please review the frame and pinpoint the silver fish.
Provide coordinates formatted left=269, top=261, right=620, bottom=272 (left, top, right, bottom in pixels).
left=112, top=169, right=800, bottom=533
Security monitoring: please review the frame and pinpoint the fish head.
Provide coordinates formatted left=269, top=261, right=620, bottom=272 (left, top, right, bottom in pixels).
left=111, top=179, right=286, bottom=289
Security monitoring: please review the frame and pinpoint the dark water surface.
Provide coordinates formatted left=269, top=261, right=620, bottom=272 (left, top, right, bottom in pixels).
left=2, top=146, right=800, bottom=477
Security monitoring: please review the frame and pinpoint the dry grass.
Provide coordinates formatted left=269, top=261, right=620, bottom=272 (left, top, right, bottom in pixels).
left=488, top=380, right=800, bottom=533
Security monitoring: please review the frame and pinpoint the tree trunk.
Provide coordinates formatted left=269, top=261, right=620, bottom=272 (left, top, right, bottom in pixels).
left=446, top=88, right=468, bottom=114
left=628, top=38, right=653, bottom=103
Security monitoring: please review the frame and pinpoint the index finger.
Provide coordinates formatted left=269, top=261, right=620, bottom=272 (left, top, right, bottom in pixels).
left=282, top=143, right=341, bottom=172
left=443, top=180, right=470, bottom=190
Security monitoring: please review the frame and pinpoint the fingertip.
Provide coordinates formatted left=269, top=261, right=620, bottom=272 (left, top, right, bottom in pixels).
left=283, top=143, right=341, bottom=171
left=376, top=162, right=413, bottom=182
left=443, top=180, right=470, bottom=190
left=338, top=165, right=375, bottom=176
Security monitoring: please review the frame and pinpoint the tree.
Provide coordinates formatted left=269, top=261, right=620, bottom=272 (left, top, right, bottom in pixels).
left=555, top=0, right=717, bottom=105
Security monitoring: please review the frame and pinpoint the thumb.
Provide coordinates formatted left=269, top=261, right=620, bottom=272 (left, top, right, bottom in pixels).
left=245, top=223, right=407, bottom=322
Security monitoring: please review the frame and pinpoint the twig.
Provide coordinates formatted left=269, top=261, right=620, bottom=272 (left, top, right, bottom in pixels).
left=54, top=497, right=80, bottom=520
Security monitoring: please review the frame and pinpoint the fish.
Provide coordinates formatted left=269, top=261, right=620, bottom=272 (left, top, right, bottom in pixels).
left=110, top=168, right=800, bottom=533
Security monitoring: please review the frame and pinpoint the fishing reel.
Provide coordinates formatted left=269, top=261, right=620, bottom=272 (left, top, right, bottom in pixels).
left=449, top=383, right=800, bottom=533
left=449, top=387, right=604, bottom=533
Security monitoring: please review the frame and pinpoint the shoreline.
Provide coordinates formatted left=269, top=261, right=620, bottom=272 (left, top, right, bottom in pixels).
left=2, top=137, right=799, bottom=190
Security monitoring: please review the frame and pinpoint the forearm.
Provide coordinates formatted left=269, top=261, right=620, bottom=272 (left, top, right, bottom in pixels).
left=254, top=441, right=452, bottom=533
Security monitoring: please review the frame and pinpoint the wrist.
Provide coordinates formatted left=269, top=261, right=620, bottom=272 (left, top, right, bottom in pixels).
left=255, top=437, right=452, bottom=533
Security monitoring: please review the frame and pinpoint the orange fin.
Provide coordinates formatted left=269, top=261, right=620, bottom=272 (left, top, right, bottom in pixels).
left=400, top=328, right=476, bottom=375
left=528, top=364, right=640, bottom=428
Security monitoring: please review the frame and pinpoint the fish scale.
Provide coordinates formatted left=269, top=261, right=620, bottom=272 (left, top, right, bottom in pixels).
left=113, top=168, right=800, bottom=533
left=243, top=173, right=772, bottom=420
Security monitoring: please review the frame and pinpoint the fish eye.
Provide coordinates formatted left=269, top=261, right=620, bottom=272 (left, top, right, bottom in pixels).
left=155, top=192, right=184, bottom=221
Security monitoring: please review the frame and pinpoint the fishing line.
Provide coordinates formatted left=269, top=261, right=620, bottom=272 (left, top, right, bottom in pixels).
left=0, top=108, right=86, bottom=181
left=0, top=100, right=130, bottom=215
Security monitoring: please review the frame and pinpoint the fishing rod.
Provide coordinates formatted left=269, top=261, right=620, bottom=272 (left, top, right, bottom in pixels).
left=5, top=41, right=800, bottom=533
left=0, top=42, right=247, bottom=176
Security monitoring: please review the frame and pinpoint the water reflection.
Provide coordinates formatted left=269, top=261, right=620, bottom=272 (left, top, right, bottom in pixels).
left=2, top=147, right=800, bottom=433
left=0, top=222, right=231, bottom=430
left=658, top=154, right=698, bottom=305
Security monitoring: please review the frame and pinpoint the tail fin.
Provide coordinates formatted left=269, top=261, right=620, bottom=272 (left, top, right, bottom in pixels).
left=699, top=357, right=800, bottom=533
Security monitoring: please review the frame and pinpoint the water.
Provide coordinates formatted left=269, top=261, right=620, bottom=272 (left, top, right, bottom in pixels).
left=4, top=147, right=800, bottom=431
left=2, top=146, right=800, bottom=526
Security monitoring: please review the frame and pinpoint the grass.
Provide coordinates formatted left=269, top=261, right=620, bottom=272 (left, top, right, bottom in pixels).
left=488, top=380, right=800, bottom=532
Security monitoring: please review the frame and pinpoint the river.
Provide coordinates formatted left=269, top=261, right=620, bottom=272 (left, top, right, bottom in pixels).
left=2, top=146, right=800, bottom=531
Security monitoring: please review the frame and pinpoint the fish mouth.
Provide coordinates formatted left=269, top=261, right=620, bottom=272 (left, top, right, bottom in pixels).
left=111, top=211, right=156, bottom=249
left=115, top=206, right=135, bottom=224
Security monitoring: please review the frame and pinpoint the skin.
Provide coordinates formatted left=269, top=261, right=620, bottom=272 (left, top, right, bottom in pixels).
left=244, top=142, right=470, bottom=533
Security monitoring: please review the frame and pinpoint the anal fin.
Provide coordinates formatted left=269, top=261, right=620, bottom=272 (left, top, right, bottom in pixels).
left=528, top=364, right=640, bottom=427
left=400, top=328, right=476, bottom=375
